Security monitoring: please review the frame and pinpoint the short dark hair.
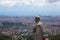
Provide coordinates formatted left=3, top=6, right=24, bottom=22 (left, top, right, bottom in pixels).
left=35, top=16, right=40, bottom=23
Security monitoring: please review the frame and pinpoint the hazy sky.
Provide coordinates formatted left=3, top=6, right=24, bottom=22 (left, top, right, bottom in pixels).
left=0, top=0, right=60, bottom=16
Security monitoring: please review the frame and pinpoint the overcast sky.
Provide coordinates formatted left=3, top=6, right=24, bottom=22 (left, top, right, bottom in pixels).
left=0, top=0, right=60, bottom=16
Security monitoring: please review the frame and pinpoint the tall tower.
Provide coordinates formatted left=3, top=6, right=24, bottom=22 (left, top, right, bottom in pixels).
left=33, top=16, right=43, bottom=40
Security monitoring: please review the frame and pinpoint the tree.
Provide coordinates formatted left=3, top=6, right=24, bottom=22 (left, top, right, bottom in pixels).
left=49, top=34, right=60, bottom=40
